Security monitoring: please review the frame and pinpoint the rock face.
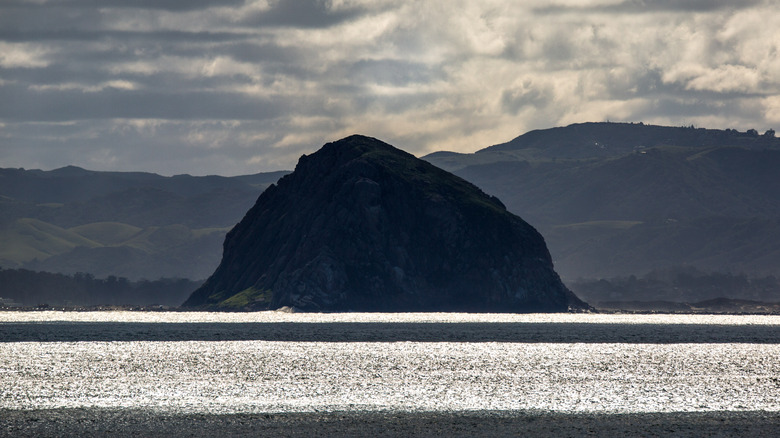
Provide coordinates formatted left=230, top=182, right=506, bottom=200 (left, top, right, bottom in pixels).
left=183, top=135, right=588, bottom=312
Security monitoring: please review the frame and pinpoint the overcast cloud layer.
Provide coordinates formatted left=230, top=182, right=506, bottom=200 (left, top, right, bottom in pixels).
left=1, top=0, right=779, bottom=175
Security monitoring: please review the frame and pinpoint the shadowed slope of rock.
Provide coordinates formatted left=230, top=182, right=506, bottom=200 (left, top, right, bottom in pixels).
left=184, top=135, right=587, bottom=312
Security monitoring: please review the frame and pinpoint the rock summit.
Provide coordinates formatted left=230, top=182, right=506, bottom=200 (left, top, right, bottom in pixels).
left=183, top=135, right=588, bottom=312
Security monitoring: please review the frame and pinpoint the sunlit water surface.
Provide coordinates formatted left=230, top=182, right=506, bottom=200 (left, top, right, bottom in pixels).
left=1, top=311, right=779, bottom=414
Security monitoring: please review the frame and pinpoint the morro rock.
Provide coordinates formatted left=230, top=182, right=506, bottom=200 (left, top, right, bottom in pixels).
left=183, top=135, right=588, bottom=312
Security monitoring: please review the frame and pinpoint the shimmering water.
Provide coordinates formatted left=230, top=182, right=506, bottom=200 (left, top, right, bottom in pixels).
left=1, top=312, right=779, bottom=414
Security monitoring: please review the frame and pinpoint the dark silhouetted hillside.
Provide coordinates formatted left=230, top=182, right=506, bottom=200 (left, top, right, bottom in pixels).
left=185, top=135, right=587, bottom=312
left=424, top=122, right=780, bottom=281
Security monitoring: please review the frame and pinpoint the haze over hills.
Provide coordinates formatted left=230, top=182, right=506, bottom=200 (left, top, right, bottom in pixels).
left=424, top=122, right=780, bottom=282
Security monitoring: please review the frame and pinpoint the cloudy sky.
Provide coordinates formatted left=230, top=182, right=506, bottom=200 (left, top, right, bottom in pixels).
left=1, top=0, right=779, bottom=176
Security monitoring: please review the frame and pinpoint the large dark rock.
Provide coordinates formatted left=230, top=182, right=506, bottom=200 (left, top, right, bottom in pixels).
left=183, top=135, right=588, bottom=312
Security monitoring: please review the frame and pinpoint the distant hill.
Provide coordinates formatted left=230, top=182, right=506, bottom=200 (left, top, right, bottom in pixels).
left=424, top=122, right=780, bottom=281
left=0, top=166, right=288, bottom=280
left=570, top=266, right=780, bottom=313
left=428, top=122, right=778, bottom=168
left=184, top=135, right=587, bottom=312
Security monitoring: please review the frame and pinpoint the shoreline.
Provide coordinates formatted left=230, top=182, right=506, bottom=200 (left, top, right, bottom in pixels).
left=3, top=408, right=779, bottom=437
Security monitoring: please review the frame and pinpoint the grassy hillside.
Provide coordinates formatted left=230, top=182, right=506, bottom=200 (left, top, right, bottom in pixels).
left=0, top=218, right=100, bottom=266
left=0, top=167, right=286, bottom=280
left=69, top=222, right=143, bottom=245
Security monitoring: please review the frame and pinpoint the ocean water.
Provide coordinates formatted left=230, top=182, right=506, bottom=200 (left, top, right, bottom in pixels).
left=1, top=311, right=779, bottom=415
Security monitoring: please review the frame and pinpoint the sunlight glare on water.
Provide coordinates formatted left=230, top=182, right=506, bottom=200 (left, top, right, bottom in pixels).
left=1, top=312, right=779, bottom=415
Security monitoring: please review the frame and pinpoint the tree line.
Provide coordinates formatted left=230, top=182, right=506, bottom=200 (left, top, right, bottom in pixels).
left=0, top=268, right=202, bottom=307
left=570, top=266, right=780, bottom=305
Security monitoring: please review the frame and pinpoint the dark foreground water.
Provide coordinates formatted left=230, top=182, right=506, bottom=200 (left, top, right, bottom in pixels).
left=2, top=312, right=779, bottom=437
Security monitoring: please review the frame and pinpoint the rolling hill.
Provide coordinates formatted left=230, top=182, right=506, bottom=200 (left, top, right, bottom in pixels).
left=423, top=122, right=780, bottom=281
left=0, top=167, right=287, bottom=280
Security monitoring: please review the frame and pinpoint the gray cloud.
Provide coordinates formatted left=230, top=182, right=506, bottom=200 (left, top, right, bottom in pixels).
left=3, top=0, right=246, bottom=11
left=536, top=0, right=765, bottom=14
left=0, top=5, right=104, bottom=33
left=348, top=59, right=442, bottom=87
left=242, top=0, right=370, bottom=28
left=501, top=82, right=554, bottom=114
left=1, top=0, right=778, bottom=175
left=0, top=29, right=249, bottom=43
left=0, top=85, right=289, bottom=121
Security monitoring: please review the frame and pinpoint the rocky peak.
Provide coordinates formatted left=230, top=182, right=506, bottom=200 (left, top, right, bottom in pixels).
left=183, top=135, right=588, bottom=312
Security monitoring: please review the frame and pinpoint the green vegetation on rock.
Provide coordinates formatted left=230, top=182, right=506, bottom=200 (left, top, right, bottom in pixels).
left=219, top=287, right=272, bottom=309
